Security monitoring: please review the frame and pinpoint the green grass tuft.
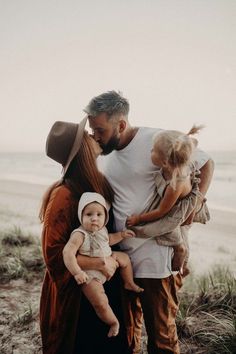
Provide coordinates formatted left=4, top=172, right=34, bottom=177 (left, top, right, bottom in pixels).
left=13, top=304, right=34, bottom=326
left=0, top=227, right=44, bottom=283
left=178, top=267, right=236, bottom=353
left=1, top=226, right=35, bottom=246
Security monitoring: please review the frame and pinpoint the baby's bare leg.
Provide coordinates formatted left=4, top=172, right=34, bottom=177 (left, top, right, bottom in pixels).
left=112, top=251, right=144, bottom=293
left=82, top=279, right=119, bottom=337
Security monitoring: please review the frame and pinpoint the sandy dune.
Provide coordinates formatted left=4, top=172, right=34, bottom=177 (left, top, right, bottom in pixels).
left=0, top=178, right=235, bottom=276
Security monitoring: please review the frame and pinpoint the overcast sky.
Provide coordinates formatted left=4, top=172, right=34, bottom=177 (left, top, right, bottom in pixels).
left=0, top=0, right=235, bottom=152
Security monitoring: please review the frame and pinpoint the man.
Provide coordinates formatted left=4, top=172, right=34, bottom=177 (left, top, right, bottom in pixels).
left=85, top=91, right=214, bottom=354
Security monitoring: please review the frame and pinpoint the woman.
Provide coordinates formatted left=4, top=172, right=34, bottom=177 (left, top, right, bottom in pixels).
left=39, top=119, right=129, bottom=354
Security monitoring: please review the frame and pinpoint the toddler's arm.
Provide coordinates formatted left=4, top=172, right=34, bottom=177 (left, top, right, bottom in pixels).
left=63, top=231, right=88, bottom=285
left=109, top=229, right=135, bottom=246
left=127, top=184, right=183, bottom=227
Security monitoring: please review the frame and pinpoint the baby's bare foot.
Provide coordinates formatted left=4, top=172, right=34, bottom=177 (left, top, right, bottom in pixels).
left=108, top=322, right=119, bottom=337
left=124, top=282, right=144, bottom=293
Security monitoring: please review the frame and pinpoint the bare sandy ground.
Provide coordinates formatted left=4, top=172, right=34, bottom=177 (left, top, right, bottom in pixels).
left=0, top=179, right=235, bottom=276
left=0, top=179, right=235, bottom=353
left=189, top=208, right=236, bottom=276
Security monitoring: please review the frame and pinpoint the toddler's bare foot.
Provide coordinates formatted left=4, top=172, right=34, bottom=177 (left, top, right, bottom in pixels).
left=108, top=322, right=119, bottom=337
left=124, top=282, right=144, bottom=293
left=181, top=263, right=190, bottom=277
left=172, top=244, right=186, bottom=272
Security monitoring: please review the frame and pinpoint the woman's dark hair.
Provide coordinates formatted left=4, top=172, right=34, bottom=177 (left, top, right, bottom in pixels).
left=39, top=132, right=114, bottom=222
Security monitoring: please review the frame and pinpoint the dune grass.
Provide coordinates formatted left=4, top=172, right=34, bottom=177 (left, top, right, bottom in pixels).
left=0, top=226, right=44, bottom=283
left=178, top=267, right=236, bottom=354
left=0, top=227, right=235, bottom=353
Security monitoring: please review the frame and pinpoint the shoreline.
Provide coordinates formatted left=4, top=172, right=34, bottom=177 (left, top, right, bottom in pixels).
left=0, top=179, right=236, bottom=276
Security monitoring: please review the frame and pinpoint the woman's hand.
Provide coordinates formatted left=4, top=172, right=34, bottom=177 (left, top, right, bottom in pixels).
left=126, top=214, right=141, bottom=227
left=100, top=256, right=119, bottom=280
left=74, top=270, right=89, bottom=285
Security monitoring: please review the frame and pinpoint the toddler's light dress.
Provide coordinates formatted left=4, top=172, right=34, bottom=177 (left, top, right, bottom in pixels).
left=131, top=168, right=210, bottom=247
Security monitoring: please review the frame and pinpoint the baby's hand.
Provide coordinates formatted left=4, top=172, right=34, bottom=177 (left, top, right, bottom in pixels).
left=74, top=270, right=88, bottom=285
left=121, top=229, right=136, bottom=239
left=126, top=214, right=140, bottom=227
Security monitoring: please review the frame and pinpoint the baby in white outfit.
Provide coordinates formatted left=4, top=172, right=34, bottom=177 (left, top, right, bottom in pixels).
left=63, top=192, right=143, bottom=338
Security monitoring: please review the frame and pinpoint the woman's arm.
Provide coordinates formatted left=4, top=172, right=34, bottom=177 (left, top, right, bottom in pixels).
left=77, top=254, right=119, bottom=280
left=126, top=184, right=183, bottom=227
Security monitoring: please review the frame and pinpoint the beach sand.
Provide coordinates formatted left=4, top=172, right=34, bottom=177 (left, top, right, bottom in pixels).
left=0, top=179, right=235, bottom=276
left=0, top=179, right=235, bottom=353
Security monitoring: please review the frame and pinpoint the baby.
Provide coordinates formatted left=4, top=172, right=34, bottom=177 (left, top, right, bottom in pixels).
left=63, top=192, right=143, bottom=338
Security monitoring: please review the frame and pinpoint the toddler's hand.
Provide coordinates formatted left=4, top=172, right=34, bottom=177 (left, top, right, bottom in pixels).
left=126, top=214, right=140, bottom=227
left=74, top=270, right=88, bottom=285
left=121, top=229, right=135, bottom=239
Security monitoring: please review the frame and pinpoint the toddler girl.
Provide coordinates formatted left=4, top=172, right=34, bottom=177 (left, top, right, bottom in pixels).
left=127, top=125, right=210, bottom=275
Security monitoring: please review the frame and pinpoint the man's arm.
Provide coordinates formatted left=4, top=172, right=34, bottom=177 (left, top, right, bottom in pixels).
left=198, top=158, right=215, bottom=196
left=183, top=158, right=214, bottom=225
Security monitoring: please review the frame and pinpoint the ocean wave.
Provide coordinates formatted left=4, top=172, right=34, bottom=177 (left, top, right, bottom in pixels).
left=207, top=203, right=236, bottom=214
left=0, top=173, right=55, bottom=186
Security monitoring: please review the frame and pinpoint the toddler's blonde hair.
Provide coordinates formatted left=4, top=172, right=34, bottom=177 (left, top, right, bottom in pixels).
left=153, top=125, right=204, bottom=188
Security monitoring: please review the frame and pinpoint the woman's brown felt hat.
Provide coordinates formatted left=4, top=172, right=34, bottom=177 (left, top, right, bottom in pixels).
left=46, top=117, right=87, bottom=176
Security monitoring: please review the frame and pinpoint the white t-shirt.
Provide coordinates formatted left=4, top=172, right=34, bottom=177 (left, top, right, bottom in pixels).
left=98, top=127, right=210, bottom=278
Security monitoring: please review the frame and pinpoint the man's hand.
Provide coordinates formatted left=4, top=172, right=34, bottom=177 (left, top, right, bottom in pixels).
left=100, top=256, right=119, bottom=280
left=183, top=157, right=214, bottom=226
left=74, top=270, right=89, bottom=285
left=182, top=210, right=195, bottom=225
left=126, top=214, right=141, bottom=227
left=182, top=195, right=205, bottom=225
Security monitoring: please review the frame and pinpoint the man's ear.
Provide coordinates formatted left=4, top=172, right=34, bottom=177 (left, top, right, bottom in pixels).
left=118, top=119, right=126, bottom=133
left=162, top=159, right=169, bottom=168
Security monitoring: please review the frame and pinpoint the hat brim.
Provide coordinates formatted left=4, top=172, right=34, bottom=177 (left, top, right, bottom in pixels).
left=62, top=116, right=87, bottom=176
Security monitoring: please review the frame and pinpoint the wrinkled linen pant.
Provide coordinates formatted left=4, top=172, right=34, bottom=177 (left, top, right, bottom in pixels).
left=123, top=274, right=183, bottom=354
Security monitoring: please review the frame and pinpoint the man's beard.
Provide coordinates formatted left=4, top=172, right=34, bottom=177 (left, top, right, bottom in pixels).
left=100, top=134, right=120, bottom=155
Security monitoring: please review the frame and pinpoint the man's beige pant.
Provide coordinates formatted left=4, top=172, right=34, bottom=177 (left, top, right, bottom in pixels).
left=122, top=274, right=183, bottom=354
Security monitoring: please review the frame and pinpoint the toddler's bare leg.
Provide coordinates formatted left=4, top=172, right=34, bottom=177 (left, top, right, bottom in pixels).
left=180, top=225, right=190, bottom=277
left=112, top=251, right=144, bottom=293
left=172, top=243, right=187, bottom=272
left=82, top=279, right=119, bottom=337
left=182, top=261, right=190, bottom=277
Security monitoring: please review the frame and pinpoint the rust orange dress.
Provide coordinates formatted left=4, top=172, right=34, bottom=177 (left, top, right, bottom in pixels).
left=40, top=185, right=81, bottom=353
left=40, top=185, right=129, bottom=354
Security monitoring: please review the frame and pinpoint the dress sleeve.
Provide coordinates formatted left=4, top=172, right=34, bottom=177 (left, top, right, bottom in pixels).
left=41, top=186, right=78, bottom=288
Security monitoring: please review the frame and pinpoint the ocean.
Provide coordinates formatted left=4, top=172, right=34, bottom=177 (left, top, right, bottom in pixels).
left=0, top=150, right=236, bottom=213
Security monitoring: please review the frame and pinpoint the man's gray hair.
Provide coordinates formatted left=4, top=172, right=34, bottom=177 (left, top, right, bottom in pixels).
left=84, top=90, right=129, bottom=118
